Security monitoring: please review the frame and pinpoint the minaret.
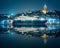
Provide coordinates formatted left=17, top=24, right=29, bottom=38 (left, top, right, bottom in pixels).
left=42, top=4, right=47, bottom=14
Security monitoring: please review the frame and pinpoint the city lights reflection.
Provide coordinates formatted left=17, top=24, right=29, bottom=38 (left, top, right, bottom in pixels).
left=0, top=24, right=60, bottom=44
left=0, top=4, right=60, bottom=44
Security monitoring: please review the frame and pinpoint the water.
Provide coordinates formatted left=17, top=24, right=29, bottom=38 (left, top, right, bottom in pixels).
left=0, top=24, right=60, bottom=48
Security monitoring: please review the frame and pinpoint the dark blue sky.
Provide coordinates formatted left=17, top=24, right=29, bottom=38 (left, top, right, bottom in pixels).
left=0, top=0, right=60, bottom=14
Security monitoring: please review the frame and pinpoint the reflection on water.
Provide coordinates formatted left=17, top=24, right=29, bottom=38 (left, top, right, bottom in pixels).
left=0, top=24, right=60, bottom=44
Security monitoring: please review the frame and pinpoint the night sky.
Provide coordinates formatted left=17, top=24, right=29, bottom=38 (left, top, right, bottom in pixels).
left=0, top=0, right=60, bottom=14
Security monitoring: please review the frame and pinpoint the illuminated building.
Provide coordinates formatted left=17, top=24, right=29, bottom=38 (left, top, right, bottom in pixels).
left=42, top=4, right=47, bottom=14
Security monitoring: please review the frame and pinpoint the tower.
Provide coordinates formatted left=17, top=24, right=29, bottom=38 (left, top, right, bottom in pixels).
left=42, top=4, right=47, bottom=14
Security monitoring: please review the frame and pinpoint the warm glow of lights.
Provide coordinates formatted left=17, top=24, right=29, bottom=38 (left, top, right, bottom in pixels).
left=41, top=34, right=48, bottom=44
left=42, top=4, right=47, bottom=14
left=14, top=27, right=38, bottom=32
left=14, top=16, right=38, bottom=20
left=42, top=34, right=47, bottom=39
left=42, top=10, right=47, bottom=14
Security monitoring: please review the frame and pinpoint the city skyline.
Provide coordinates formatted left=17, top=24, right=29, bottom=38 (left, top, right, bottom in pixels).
left=0, top=0, right=60, bottom=14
